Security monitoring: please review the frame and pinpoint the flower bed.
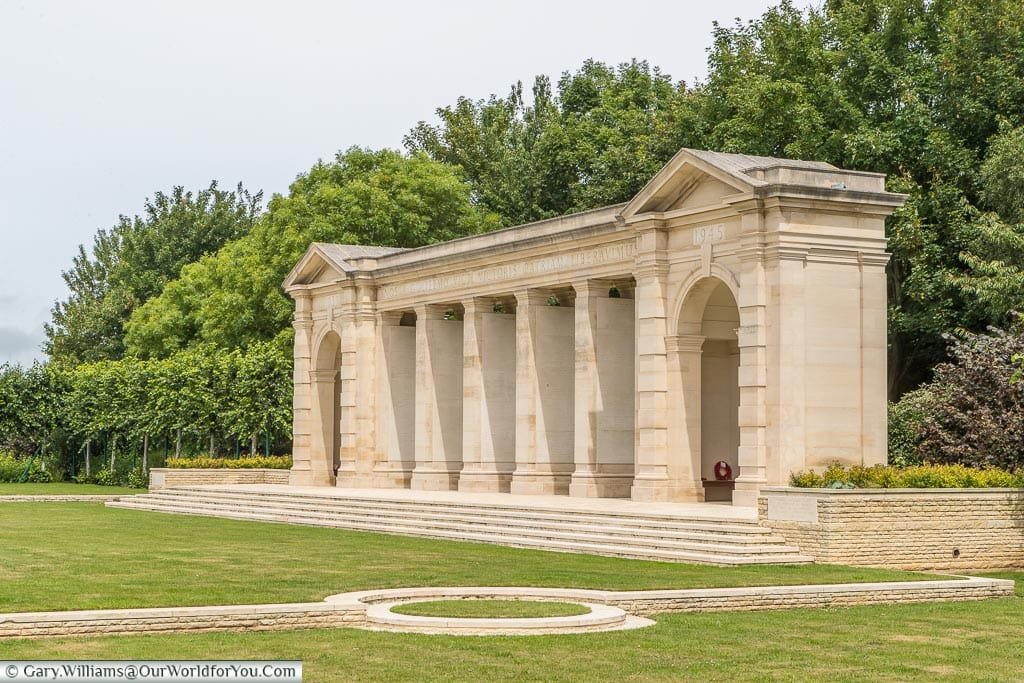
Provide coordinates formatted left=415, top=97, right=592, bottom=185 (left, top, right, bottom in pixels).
left=165, top=455, right=292, bottom=470
left=790, top=463, right=1024, bottom=489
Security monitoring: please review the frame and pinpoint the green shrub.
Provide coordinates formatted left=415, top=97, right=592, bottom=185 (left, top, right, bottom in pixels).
left=124, top=469, right=148, bottom=489
left=790, top=463, right=1024, bottom=488
left=165, top=455, right=292, bottom=470
left=93, top=469, right=119, bottom=486
left=887, top=388, right=937, bottom=467
left=0, top=451, right=51, bottom=483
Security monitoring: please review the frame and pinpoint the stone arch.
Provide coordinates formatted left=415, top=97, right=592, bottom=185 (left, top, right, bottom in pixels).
left=670, top=273, right=741, bottom=502
left=309, top=328, right=342, bottom=485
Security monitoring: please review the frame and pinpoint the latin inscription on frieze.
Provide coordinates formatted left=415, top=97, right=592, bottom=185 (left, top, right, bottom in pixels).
left=377, top=242, right=636, bottom=300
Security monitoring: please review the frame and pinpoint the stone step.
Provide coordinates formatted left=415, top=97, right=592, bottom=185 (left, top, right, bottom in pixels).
left=111, top=496, right=800, bottom=557
left=107, top=498, right=811, bottom=565
left=139, top=491, right=785, bottom=546
left=147, top=488, right=770, bottom=535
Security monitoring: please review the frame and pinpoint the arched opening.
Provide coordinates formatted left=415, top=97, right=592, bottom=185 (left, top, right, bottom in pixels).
left=311, top=330, right=342, bottom=485
left=673, top=276, right=740, bottom=502
left=698, top=282, right=740, bottom=501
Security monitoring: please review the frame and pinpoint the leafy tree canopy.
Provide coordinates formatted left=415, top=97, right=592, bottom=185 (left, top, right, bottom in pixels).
left=123, top=148, right=499, bottom=358
left=45, top=183, right=262, bottom=364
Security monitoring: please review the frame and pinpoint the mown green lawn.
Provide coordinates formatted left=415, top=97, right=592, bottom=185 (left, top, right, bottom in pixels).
left=0, top=482, right=141, bottom=495
left=0, top=503, right=929, bottom=612
left=0, top=578, right=1019, bottom=682
left=391, top=599, right=591, bottom=618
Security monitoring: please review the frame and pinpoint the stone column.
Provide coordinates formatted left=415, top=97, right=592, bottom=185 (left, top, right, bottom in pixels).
left=459, top=297, right=516, bottom=492
left=288, top=291, right=318, bottom=486
left=665, top=334, right=706, bottom=501
left=732, top=237, right=771, bottom=507
left=373, top=311, right=415, bottom=488
left=335, top=310, right=359, bottom=485
left=345, top=280, right=379, bottom=487
left=411, top=304, right=464, bottom=490
left=511, top=289, right=574, bottom=495
left=630, top=224, right=674, bottom=501
left=307, top=368, right=339, bottom=486
left=569, top=280, right=635, bottom=498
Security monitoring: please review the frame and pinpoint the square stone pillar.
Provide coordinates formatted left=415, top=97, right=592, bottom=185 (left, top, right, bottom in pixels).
left=630, top=225, right=674, bottom=501
left=411, top=304, right=464, bottom=491
left=459, top=298, right=516, bottom=493
left=665, top=334, right=706, bottom=501
left=570, top=280, right=635, bottom=498
left=511, top=289, right=574, bottom=495
left=373, top=311, right=415, bottom=488
left=288, top=292, right=321, bottom=486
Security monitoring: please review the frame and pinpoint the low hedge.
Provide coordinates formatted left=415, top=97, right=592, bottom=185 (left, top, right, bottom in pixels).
left=790, top=463, right=1024, bottom=489
left=164, top=455, right=292, bottom=470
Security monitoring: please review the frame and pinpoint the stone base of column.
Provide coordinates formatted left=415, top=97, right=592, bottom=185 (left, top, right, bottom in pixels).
left=569, top=472, right=633, bottom=498
left=457, top=469, right=512, bottom=493
left=289, top=467, right=335, bottom=487
left=510, top=469, right=571, bottom=495
left=630, top=477, right=705, bottom=502
left=370, top=465, right=414, bottom=489
left=335, top=472, right=378, bottom=489
left=410, top=468, right=460, bottom=491
left=731, top=478, right=766, bottom=508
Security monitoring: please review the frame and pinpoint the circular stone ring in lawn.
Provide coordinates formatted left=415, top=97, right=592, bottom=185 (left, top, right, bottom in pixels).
left=325, top=587, right=655, bottom=636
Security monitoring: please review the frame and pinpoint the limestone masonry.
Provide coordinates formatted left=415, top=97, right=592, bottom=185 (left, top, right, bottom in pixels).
left=283, top=148, right=906, bottom=506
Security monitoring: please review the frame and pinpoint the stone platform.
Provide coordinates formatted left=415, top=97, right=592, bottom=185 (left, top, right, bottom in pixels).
left=107, top=484, right=810, bottom=565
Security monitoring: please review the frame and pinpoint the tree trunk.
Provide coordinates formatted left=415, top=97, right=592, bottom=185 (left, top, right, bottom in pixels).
left=209, top=433, right=215, bottom=457
left=175, top=429, right=182, bottom=458
left=251, top=434, right=258, bottom=456
left=142, top=434, right=149, bottom=473
left=110, top=434, right=117, bottom=472
left=85, top=440, right=91, bottom=478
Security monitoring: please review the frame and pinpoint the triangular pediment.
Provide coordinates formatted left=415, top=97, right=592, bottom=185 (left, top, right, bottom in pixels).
left=282, top=244, right=351, bottom=290
left=619, top=148, right=763, bottom=220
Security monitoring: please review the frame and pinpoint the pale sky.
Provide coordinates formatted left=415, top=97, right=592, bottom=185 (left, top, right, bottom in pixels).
left=0, top=0, right=779, bottom=366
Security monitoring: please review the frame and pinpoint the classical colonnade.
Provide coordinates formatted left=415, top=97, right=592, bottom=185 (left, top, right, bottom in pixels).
left=284, top=149, right=905, bottom=506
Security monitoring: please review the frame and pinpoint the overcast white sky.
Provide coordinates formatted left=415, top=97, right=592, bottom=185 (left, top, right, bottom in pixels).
left=0, top=0, right=779, bottom=366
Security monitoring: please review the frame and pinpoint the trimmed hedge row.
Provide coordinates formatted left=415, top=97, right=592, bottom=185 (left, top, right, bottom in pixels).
left=165, top=455, right=292, bottom=470
left=790, top=463, right=1024, bottom=489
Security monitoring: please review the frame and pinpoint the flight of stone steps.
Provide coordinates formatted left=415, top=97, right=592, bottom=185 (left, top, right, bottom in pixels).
left=106, top=486, right=812, bottom=565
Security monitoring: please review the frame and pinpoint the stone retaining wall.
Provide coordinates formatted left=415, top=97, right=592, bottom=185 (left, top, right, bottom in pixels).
left=0, top=603, right=365, bottom=639
left=1, top=577, right=1012, bottom=639
left=759, top=487, right=1024, bottom=569
left=148, top=468, right=290, bottom=490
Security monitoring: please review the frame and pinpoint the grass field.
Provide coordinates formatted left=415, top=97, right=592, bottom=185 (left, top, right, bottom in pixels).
left=0, top=503, right=1017, bottom=682
left=0, top=482, right=141, bottom=495
left=0, top=578, right=1020, bottom=682
left=390, top=599, right=591, bottom=618
left=0, top=503, right=927, bottom=612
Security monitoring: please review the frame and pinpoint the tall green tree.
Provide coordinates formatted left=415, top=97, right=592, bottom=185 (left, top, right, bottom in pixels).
left=124, top=148, right=500, bottom=357
left=45, top=182, right=262, bottom=364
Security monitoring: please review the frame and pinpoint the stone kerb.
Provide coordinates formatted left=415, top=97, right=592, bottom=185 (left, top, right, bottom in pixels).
left=759, top=487, right=1024, bottom=570
left=1, top=577, right=1012, bottom=639
left=148, top=468, right=290, bottom=491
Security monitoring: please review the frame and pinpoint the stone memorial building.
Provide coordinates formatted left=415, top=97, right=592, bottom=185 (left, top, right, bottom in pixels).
left=282, top=148, right=906, bottom=507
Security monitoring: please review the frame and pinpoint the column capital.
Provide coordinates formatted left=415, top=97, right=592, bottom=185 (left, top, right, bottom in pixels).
left=413, top=303, right=453, bottom=320
left=570, top=278, right=617, bottom=298
left=377, top=310, right=404, bottom=326
left=514, top=289, right=555, bottom=307
left=310, top=369, right=337, bottom=382
left=461, top=296, right=499, bottom=316
left=666, top=334, right=706, bottom=355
